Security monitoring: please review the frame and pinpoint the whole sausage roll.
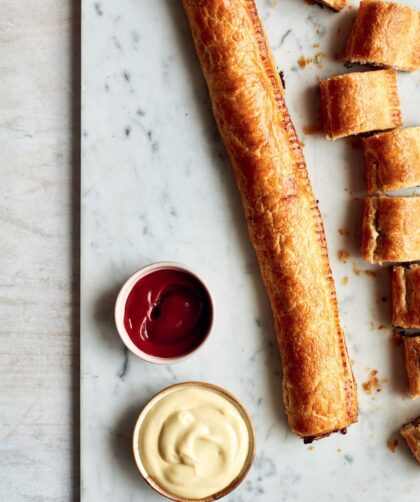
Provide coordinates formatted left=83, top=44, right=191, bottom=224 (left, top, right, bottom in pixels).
left=182, top=0, right=358, bottom=440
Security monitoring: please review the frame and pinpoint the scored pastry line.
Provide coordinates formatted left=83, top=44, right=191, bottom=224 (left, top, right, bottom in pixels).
left=385, top=69, right=402, bottom=129
left=404, top=267, right=412, bottom=319
left=393, top=267, right=407, bottom=327
left=371, top=151, right=380, bottom=193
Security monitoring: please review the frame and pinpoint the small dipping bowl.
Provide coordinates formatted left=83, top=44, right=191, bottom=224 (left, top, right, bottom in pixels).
left=115, top=262, right=214, bottom=364
left=132, top=382, right=256, bottom=502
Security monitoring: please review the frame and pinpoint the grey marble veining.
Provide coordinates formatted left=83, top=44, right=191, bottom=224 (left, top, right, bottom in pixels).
left=81, top=1, right=420, bottom=500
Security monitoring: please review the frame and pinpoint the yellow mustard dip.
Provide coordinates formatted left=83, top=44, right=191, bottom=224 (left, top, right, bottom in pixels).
left=137, top=385, right=251, bottom=499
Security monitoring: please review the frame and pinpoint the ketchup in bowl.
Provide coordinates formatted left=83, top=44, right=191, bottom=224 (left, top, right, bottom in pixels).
left=121, top=267, right=213, bottom=360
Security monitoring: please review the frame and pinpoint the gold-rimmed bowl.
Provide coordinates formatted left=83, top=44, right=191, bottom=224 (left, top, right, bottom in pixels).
left=132, top=381, right=256, bottom=501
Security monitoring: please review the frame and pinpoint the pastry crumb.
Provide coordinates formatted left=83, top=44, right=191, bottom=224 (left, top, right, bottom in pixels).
left=307, top=445, right=315, bottom=451
left=302, top=124, right=322, bottom=135
left=363, top=369, right=381, bottom=394
left=364, top=270, right=376, bottom=278
left=341, top=276, right=349, bottom=285
left=338, top=250, right=350, bottom=263
left=369, top=320, right=375, bottom=331
left=377, top=324, right=386, bottom=330
left=387, top=439, right=399, bottom=453
left=298, top=56, right=312, bottom=69
left=338, top=228, right=349, bottom=236
left=313, top=43, right=320, bottom=48
left=337, top=448, right=342, bottom=452
left=314, top=52, right=326, bottom=68
left=298, top=53, right=325, bottom=69
left=353, top=263, right=361, bottom=276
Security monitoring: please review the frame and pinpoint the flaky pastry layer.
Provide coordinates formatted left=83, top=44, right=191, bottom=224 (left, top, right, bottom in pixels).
left=401, top=416, right=420, bottom=462
left=392, top=266, right=420, bottom=329
left=343, top=0, right=420, bottom=72
left=363, top=127, right=420, bottom=193
left=320, top=70, right=402, bottom=140
left=183, top=0, right=358, bottom=439
left=317, top=0, right=347, bottom=12
left=361, top=196, right=420, bottom=264
left=402, top=336, right=420, bottom=399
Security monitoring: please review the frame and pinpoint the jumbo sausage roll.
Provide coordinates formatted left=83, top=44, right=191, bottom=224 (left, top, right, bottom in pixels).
left=392, top=266, right=420, bottom=329
left=342, top=0, right=420, bottom=72
left=182, top=0, right=358, bottom=440
left=361, top=196, right=420, bottom=264
left=320, top=70, right=402, bottom=140
left=363, top=127, right=420, bottom=193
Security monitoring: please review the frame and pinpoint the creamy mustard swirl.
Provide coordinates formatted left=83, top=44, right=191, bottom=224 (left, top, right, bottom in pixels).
left=137, top=386, right=251, bottom=499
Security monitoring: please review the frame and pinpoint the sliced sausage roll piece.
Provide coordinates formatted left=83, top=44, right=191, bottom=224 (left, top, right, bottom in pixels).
left=392, top=266, right=420, bottom=329
left=343, top=0, right=420, bottom=72
left=320, top=70, right=402, bottom=140
left=361, top=196, right=420, bottom=264
left=363, top=127, right=420, bottom=193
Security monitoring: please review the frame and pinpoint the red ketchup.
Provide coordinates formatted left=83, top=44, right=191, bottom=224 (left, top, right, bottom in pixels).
left=124, top=269, right=212, bottom=358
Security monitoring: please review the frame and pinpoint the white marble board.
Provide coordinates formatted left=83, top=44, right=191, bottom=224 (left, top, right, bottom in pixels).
left=81, top=1, right=420, bottom=500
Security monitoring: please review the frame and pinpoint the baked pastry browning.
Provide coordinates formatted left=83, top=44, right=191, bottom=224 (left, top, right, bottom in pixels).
left=363, top=127, right=420, bottom=193
left=400, top=416, right=420, bottom=463
left=343, top=1, right=420, bottom=72
left=316, top=0, right=347, bottom=12
left=392, top=266, right=420, bottom=329
left=401, top=336, right=420, bottom=398
left=361, top=196, right=420, bottom=264
left=320, top=70, right=402, bottom=140
left=183, top=0, right=358, bottom=439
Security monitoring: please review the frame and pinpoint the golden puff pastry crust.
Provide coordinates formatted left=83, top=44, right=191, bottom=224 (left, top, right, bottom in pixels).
left=361, top=196, right=420, bottom=264
left=317, top=0, right=347, bottom=12
left=363, top=127, right=420, bottom=193
left=392, top=266, right=420, bottom=329
left=343, top=0, right=420, bottom=72
left=320, top=70, right=402, bottom=140
left=401, top=336, right=420, bottom=398
left=183, top=0, right=358, bottom=440
left=401, top=416, right=420, bottom=462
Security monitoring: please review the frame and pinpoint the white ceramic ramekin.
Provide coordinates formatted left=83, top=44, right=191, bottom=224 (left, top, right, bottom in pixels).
left=114, top=262, right=214, bottom=364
